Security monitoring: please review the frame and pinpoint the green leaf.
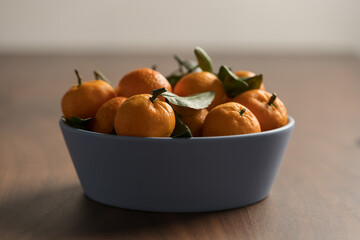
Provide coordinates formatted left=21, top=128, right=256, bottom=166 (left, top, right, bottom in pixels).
left=93, top=70, right=112, bottom=84
left=226, top=74, right=262, bottom=97
left=171, top=111, right=193, bottom=138
left=217, top=65, right=229, bottom=82
left=194, top=47, right=213, bottom=73
left=244, top=74, right=263, bottom=90
left=62, top=116, right=93, bottom=130
left=161, top=90, right=215, bottom=109
left=218, top=65, right=249, bottom=98
left=217, top=65, right=244, bottom=82
left=218, top=65, right=263, bottom=97
left=218, top=65, right=248, bottom=87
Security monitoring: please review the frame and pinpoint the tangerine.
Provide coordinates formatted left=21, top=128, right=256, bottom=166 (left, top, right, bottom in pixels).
left=114, top=90, right=175, bottom=137
left=92, top=96, right=127, bottom=134
left=116, top=68, right=172, bottom=97
left=232, top=89, right=287, bottom=131
left=173, top=72, right=227, bottom=110
left=202, top=102, right=261, bottom=137
left=61, top=70, right=116, bottom=119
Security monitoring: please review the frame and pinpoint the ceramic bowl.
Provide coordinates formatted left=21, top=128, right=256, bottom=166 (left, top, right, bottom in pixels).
left=60, top=116, right=294, bottom=212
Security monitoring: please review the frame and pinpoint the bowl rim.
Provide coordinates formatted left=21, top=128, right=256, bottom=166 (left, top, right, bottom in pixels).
left=59, top=115, right=294, bottom=141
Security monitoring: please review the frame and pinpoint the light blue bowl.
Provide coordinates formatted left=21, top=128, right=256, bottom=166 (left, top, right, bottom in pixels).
left=60, top=116, right=294, bottom=212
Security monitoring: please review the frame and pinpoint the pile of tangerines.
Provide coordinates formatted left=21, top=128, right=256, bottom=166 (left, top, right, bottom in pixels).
left=61, top=47, right=287, bottom=138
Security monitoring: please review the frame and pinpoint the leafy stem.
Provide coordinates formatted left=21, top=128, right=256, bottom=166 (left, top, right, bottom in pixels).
left=268, top=93, right=278, bottom=108
left=75, top=69, right=82, bottom=87
left=151, top=64, right=158, bottom=71
left=239, top=108, right=246, bottom=116
left=166, top=56, right=199, bottom=87
left=93, top=70, right=111, bottom=84
left=174, top=55, right=198, bottom=73
left=150, top=88, right=167, bottom=103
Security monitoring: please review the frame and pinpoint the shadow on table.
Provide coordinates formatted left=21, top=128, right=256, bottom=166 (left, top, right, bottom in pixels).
left=0, top=184, right=250, bottom=239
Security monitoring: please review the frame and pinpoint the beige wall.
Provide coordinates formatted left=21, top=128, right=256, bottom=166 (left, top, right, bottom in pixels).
left=0, top=0, right=359, bottom=54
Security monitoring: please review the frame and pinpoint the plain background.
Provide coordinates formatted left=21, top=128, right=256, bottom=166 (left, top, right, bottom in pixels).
left=0, top=0, right=359, bottom=55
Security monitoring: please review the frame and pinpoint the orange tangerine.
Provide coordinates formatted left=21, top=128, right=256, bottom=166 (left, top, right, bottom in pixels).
left=232, top=89, right=287, bottom=131
left=61, top=70, right=116, bottom=119
left=114, top=93, right=175, bottom=137
left=173, top=72, right=227, bottom=110
left=92, top=97, right=127, bottom=134
left=202, top=102, right=261, bottom=137
left=116, top=68, right=172, bottom=97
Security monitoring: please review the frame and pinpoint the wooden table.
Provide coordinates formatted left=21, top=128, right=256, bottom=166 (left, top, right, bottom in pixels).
left=0, top=53, right=359, bottom=240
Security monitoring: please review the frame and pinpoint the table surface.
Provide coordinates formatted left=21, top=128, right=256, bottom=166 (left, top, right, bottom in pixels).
left=0, top=53, right=359, bottom=240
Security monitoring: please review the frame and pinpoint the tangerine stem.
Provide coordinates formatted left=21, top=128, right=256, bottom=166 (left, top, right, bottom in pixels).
left=93, top=70, right=100, bottom=80
left=93, top=70, right=111, bottom=84
left=75, top=69, right=82, bottom=87
left=150, top=88, right=167, bottom=103
left=174, top=55, right=194, bottom=73
left=239, top=108, right=246, bottom=116
left=268, top=93, right=277, bottom=108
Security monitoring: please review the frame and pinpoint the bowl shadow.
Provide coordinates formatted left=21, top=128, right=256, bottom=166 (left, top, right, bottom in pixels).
left=0, top=184, right=253, bottom=239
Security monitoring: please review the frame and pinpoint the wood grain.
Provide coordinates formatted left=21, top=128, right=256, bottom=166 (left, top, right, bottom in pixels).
left=0, top=53, right=359, bottom=240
